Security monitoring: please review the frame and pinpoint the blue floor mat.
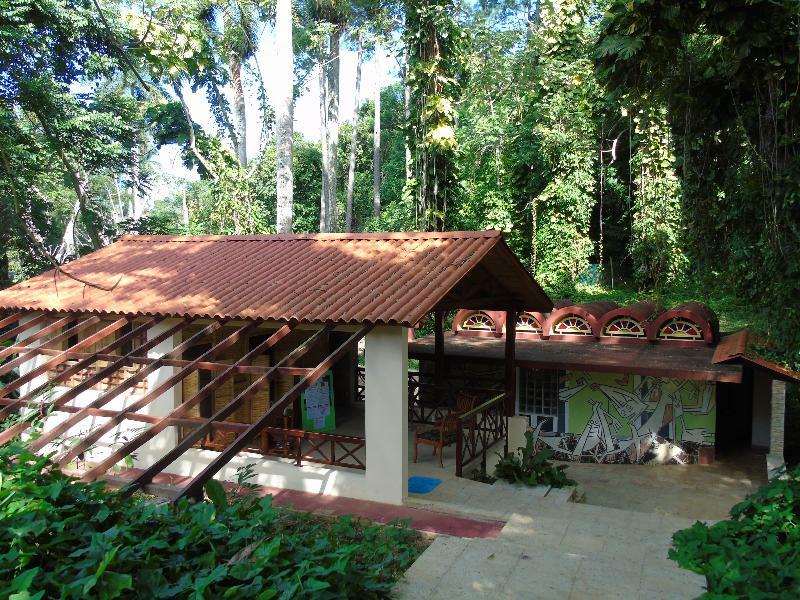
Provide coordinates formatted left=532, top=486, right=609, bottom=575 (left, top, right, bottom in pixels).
left=408, top=476, right=442, bottom=494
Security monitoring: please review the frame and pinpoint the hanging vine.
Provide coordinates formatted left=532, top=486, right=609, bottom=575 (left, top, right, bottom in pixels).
left=629, top=100, right=686, bottom=289
left=403, top=0, right=466, bottom=231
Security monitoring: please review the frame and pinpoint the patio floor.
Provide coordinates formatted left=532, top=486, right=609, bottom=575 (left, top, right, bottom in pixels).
left=393, top=439, right=764, bottom=598
left=563, top=449, right=768, bottom=521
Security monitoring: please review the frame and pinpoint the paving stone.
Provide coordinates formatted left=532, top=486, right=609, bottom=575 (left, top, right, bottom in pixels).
left=396, top=460, right=752, bottom=600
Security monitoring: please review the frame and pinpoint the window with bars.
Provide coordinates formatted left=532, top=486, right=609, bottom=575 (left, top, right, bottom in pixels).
left=518, top=369, right=562, bottom=418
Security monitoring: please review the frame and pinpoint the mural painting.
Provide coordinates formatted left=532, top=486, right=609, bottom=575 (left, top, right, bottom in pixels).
left=532, top=372, right=716, bottom=464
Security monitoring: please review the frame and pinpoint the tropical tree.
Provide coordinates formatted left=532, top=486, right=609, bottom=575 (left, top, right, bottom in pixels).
left=275, top=0, right=295, bottom=233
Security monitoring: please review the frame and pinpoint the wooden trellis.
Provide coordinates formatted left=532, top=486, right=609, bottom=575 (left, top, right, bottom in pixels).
left=0, top=312, right=369, bottom=502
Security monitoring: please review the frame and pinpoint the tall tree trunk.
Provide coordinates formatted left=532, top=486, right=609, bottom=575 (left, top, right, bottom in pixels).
left=131, top=141, right=141, bottom=220
left=275, top=0, right=294, bottom=234
left=182, top=188, right=190, bottom=226
left=55, top=196, right=81, bottom=263
left=345, top=34, right=363, bottom=232
left=403, top=46, right=412, bottom=182
left=373, top=40, right=382, bottom=220
left=229, top=55, right=248, bottom=167
left=0, top=202, right=11, bottom=288
left=0, top=248, right=8, bottom=289
left=325, top=26, right=342, bottom=231
left=319, top=48, right=330, bottom=232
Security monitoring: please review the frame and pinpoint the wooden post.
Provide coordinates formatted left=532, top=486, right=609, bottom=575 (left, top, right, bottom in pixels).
left=504, top=310, right=516, bottom=417
left=434, top=310, right=445, bottom=408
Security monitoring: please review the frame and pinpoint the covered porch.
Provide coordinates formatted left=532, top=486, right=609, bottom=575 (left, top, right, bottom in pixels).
left=0, top=231, right=551, bottom=506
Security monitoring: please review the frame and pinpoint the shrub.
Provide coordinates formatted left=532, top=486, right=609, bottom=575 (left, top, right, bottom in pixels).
left=669, top=466, right=800, bottom=598
left=493, top=430, right=575, bottom=488
left=0, top=443, right=423, bottom=599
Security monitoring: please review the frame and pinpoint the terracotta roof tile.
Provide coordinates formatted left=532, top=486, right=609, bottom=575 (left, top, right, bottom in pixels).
left=0, top=231, right=551, bottom=327
left=713, top=330, right=800, bottom=383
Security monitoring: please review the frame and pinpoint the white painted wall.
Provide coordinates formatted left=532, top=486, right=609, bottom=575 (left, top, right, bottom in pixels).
left=160, top=448, right=373, bottom=498
left=16, top=313, right=47, bottom=399
left=132, top=319, right=183, bottom=463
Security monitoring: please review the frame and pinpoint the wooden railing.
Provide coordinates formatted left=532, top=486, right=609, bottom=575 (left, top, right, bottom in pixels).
left=358, top=365, right=443, bottom=424
left=455, top=392, right=508, bottom=477
left=261, top=427, right=366, bottom=470
left=356, top=364, right=365, bottom=402
left=185, top=420, right=366, bottom=471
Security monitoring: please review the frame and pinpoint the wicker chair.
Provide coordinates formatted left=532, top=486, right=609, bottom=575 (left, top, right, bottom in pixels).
left=413, top=392, right=477, bottom=467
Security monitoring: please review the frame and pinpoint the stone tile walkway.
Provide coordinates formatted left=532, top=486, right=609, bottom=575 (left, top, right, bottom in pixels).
left=394, top=498, right=707, bottom=599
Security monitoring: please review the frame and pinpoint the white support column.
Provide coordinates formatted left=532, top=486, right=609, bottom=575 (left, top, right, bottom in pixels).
left=364, top=325, right=408, bottom=505
left=767, top=379, right=786, bottom=475
left=136, top=319, right=183, bottom=460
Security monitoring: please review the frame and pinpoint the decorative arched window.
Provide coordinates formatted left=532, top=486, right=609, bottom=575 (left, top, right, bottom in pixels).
left=516, top=313, right=542, bottom=333
left=461, top=312, right=495, bottom=331
left=553, top=315, right=592, bottom=335
left=657, top=318, right=703, bottom=340
left=604, top=317, right=646, bottom=338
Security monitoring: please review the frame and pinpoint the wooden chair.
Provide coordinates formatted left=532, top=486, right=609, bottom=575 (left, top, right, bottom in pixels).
left=413, top=392, right=477, bottom=468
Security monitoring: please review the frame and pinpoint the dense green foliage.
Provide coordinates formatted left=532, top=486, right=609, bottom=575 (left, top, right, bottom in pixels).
left=1, top=0, right=798, bottom=371
left=0, top=443, right=422, bottom=599
left=597, top=0, right=800, bottom=368
left=670, top=466, right=800, bottom=597
left=494, top=431, right=575, bottom=488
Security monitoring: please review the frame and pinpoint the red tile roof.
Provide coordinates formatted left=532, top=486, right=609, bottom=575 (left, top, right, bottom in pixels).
left=0, top=231, right=551, bottom=327
left=410, top=333, right=743, bottom=382
left=713, top=330, right=800, bottom=383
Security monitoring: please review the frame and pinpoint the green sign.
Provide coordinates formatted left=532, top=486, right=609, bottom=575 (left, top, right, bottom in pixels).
left=301, top=370, right=336, bottom=433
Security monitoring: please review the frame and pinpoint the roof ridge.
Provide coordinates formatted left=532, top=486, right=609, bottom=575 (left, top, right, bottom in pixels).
left=118, top=231, right=503, bottom=243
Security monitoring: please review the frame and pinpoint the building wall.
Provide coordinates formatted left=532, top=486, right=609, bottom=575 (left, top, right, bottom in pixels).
left=420, top=355, right=718, bottom=464
left=751, top=369, right=772, bottom=450
left=527, top=371, right=716, bottom=464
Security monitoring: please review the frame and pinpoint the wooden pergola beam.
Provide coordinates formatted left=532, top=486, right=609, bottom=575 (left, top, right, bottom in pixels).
left=0, top=318, right=170, bottom=445
left=54, top=321, right=259, bottom=466
left=0, top=312, right=24, bottom=331
left=0, top=315, right=74, bottom=362
left=3, top=347, right=302, bottom=375
left=81, top=324, right=296, bottom=482
left=0, top=317, right=129, bottom=398
left=0, top=315, right=102, bottom=378
left=119, top=325, right=330, bottom=492
left=0, top=397, right=164, bottom=424
left=3, top=318, right=162, bottom=411
left=171, top=324, right=371, bottom=503
left=24, top=319, right=204, bottom=453
left=0, top=314, right=48, bottom=345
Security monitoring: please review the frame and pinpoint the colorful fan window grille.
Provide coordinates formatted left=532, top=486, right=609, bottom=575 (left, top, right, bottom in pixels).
left=658, top=318, right=703, bottom=340
left=461, top=312, right=495, bottom=331
left=516, top=313, right=542, bottom=333
left=603, top=317, right=646, bottom=338
left=553, top=315, right=592, bottom=335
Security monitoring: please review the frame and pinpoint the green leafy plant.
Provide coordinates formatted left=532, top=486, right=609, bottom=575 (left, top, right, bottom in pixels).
left=0, top=442, right=424, bottom=598
left=494, top=430, right=576, bottom=488
left=670, top=466, right=800, bottom=597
